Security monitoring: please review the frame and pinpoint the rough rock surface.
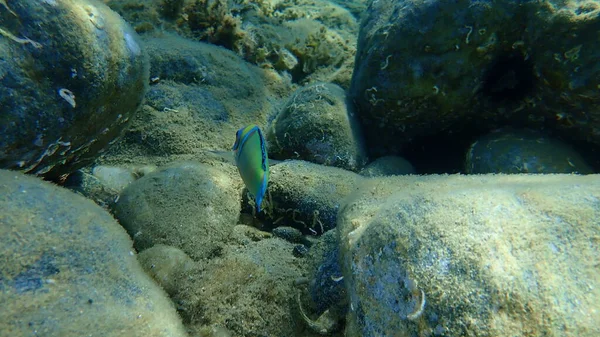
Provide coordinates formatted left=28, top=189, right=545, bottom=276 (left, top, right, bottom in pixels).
left=466, top=128, right=593, bottom=174
left=268, top=83, right=367, bottom=171
left=0, top=169, right=187, bottom=337
left=257, top=160, right=363, bottom=234
left=97, top=33, right=292, bottom=167
left=113, top=162, right=241, bottom=260
left=338, top=174, right=600, bottom=337
left=0, top=0, right=149, bottom=178
left=106, top=0, right=358, bottom=88
left=350, top=0, right=600, bottom=155
left=174, top=228, right=306, bottom=337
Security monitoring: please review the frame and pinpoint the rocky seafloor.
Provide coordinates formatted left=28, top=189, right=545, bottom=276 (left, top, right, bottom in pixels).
left=1, top=0, right=599, bottom=336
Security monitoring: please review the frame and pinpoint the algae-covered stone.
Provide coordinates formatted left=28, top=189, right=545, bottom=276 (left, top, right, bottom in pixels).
left=113, top=162, right=241, bottom=260
left=0, top=0, right=149, bottom=178
left=359, top=155, right=416, bottom=177
left=138, top=244, right=195, bottom=296
left=350, top=0, right=600, bottom=155
left=0, top=169, right=187, bottom=337
left=466, top=129, right=593, bottom=174
left=338, top=174, right=600, bottom=337
left=174, top=235, right=305, bottom=337
left=98, top=33, right=291, bottom=164
left=268, top=83, right=367, bottom=171
left=65, top=165, right=155, bottom=207
left=264, top=160, right=363, bottom=234
left=305, top=230, right=347, bottom=317
left=106, top=0, right=358, bottom=88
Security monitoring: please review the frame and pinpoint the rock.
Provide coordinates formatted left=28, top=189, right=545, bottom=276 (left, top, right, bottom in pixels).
left=466, top=128, right=593, bottom=174
left=350, top=0, right=600, bottom=155
left=338, top=174, right=600, bottom=337
left=107, top=0, right=358, bottom=88
left=63, top=170, right=118, bottom=207
left=273, top=48, right=299, bottom=72
left=0, top=169, right=187, bottom=337
left=267, top=83, right=367, bottom=171
left=272, top=226, right=311, bottom=246
left=113, top=162, right=241, bottom=260
left=99, top=34, right=291, bottom=163
left=137, top=244, right=195, bottom=297
left=0, top=0, right=149, bottom=178
left=91, top=165, right=138, bottom=192
left=65, top=165, right=155, bottom=207
left=359, top=155, right=416, bottom=177
left=306, top=231, right=347, bottom=316
left=330, top=0, right=368, bottom=19
left=260, top=160, right=363, bottom=234
left=173, top=236, right=304, bottom=337
left=229, top=224, right=273, bottom=246
left=292, top=244, right=310, bottom=258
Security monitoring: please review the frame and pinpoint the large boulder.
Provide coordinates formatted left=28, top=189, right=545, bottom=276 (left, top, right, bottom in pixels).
left=0, top=0, right=149, bottom=178
left=96, top=34, right=292, bottom=165
left=338, top=174, right=600, bottom=337
left=0, top=169, right=187, bottom=337
left=350, top=0, right=600, bottom=155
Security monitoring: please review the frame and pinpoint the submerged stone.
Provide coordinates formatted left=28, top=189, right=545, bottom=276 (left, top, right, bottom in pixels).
left=0, top=169, right=187, bottom=337
left=338, top=174, right=600, bottom=337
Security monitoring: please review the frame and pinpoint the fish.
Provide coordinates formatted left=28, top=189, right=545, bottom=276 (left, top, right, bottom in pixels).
left=231, top=125, right=270, bottom=213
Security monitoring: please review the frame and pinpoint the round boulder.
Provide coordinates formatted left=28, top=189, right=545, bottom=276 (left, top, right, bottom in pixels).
left=0, top=169, right=186, bottom=337
left=350, top=0, right=600, bottom=155
left=137, top=244, right=195, bottom=297
left=113, top=162, right=241, bottom=260
left=465, top=128, right=593, bottom=174
left=260, top=160, right=363, bottom=234
left=267, top=82, right=367, bottom=171
left=0, top=0, right=149, bottom=178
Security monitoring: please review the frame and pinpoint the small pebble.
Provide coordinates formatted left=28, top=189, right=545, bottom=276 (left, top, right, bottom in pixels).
left=293, top=244, right=309, bottom=258
left=273, top=226, right=305, bottom=244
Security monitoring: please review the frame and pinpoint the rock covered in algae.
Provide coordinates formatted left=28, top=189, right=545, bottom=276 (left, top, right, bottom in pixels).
left=97, top=33, right=291, bottom=164
left=137, top=244, right=195, bottom=297
left=113, top=162, right=241, bottom=260
left=261, top=160, right=363, bottom=234
left=350, top=0, right=600, bottom=155
left=105, top=0, right=358, bottom=88
left=173, top=227, right=305, bottom=337
left=338, top=174, right=600, bottom=337
left=466, top=128, right=593, bottom=174
left=359, top=155, right=416, bottom=177
left=267, top=82, right=367, bottom=172
left=305, top=230, right=347, bottom=317
left=0, top=169, right=187, bottom=337
left=0, top=0, right=149, bottom=179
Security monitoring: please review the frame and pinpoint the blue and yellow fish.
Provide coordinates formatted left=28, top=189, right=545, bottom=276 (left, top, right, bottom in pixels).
left=232, top=125, right=270, bottom=212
